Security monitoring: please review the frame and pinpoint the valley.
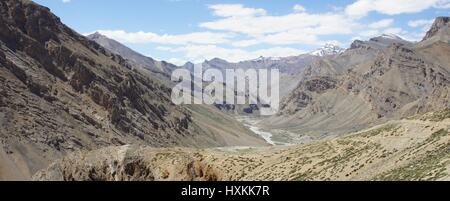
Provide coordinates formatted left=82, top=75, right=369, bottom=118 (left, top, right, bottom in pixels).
left=33, top=110, right=450, bottom=181
left=236, top=116, right=278, bottom=145
left=0, top=0, right=449, bottom=181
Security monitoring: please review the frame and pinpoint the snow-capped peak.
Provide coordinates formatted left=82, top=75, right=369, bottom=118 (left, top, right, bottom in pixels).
left=379, top=33, right=402, bottom=40
left=310, top=43, right=345, bottom=56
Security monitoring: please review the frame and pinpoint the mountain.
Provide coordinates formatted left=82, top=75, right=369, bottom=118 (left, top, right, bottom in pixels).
left=1, top=0, right=449, bottom=182
left=310, top=43, right=345, bottom=57
left=197, top=54, right=320, bottom=99
left=250, top=56, right=282, bottom=62
left=87, top=32, right=177, bottom=81
left=182, top=61, right=195, bottom=72
left=262, top=17, right=450, bottom=143
left=420, top=17, right=450, bottom=47
left=351, top=34, right=414, bottom=51
left=0, top=0, right=264, bottom=180
left=86, top=32, right=264, bottom=143
left=423, top=17, right=450, bottom=40
left=184, top=55, right=321, bottom=115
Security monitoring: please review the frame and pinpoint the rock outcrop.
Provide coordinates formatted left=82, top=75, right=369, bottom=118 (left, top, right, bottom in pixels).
left=423, top=17, right=450, bottom=41
left=33, top=145, right=220, bottom=181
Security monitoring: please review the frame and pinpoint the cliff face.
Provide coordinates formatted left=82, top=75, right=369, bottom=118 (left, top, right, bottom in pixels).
left=0, top=0, right=196, bottom=179
left=0, top=0, right=263, bottom=180
left=423, top=17, right=450, bottom=41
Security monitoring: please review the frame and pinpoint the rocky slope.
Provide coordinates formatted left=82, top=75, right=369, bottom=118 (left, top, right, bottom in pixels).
left=263, top=17, right=450, bottom=143
left=34, top=110, right=450, bottom=181
left=86, top=32, right=177, bottom=82
left=422, top=17, right=450, bottom=44
left=85, top=33, right=262, bottom=146
left=0, top=0, right=264, bottom=180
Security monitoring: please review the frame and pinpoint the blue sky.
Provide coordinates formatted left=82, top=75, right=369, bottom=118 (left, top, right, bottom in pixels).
left=35, top=0, right=449, bottom=64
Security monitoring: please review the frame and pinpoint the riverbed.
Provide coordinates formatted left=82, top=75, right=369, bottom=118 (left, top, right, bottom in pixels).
left=235, top=116, right=287, bottom=145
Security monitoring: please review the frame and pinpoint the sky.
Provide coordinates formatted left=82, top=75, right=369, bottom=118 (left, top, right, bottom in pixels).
left=34, top=0, right=450, bottom=65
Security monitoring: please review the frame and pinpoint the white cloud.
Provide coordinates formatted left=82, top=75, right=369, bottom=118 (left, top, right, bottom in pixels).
left=359, top=29, right=381, bottom=38
left=402, top=19, right=436, bottom=41
left=202, top=4, right=357, bottom=47
left=62, top=0, right=71, bottom=3
left=383, top=27, right=403, bottom=35
left=345, top=0, right=450, bottom=17
left=208, top=4, right=266, bottom=17
left=293, top=4, right=306, bottom=12
left=358, top=27, right=403, bottom=39
left=201, top=8, right=357, bottom=36
left=258, top=31, right=322, bottom=45
left=88, top=4, right=362, bottom=61
left=94, top=30, right=233, bottom=45
left=408, top=19, right=434, bottom=27
left=400, top=31, right=427, bottom=42
left=230, top=31, right=325, bottom=47
left=345, top=0, right=371, bottom=17
left=200, top=4, right=358, bottom=47
left=86, top=2, right=444, bottom=63
left=231, top=39, right=260, bottom=47
left=368, top=19, right=394, bottom=29
left=159, top=45, right=305, bottom=63
left=165, top=58, right=186, bottom=66
left=155, top=46, right=174, bottom=51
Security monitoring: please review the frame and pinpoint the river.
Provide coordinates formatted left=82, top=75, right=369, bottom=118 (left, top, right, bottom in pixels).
left=235, top=116, right=279, bottom=145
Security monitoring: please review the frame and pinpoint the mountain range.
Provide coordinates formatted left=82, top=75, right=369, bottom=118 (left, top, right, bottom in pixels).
left=0, top=0, right=449, bottom=181
left=264, top=17, right=450, bottom=143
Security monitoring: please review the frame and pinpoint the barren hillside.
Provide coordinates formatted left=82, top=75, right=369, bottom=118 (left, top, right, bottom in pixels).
left=34, top=110, right=450, bottom=181
left=0, top=0, right=264, bottom=180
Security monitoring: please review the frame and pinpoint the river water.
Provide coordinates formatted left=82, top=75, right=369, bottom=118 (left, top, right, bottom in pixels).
left=235, top=116, right=278, bottom=145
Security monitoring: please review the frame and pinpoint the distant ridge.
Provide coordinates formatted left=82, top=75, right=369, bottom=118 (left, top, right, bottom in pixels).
left=87, top=32, right=177, bottom=78
left=310, top=43, right=345, bottom=57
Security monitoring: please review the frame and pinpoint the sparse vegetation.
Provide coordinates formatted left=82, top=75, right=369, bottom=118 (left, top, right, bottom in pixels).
left=358, top=124, right=398, bottom=138
left=375, top=144, right=450, bottom=181
left=374, top=129, right=449, bottom=181
left=421, top=109, right=450, bottom=121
